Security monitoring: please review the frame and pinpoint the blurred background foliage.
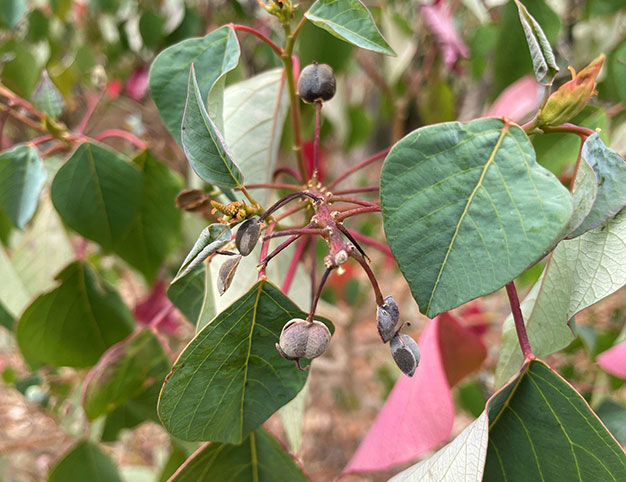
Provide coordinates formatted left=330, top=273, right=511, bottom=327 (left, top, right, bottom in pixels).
left=0, top=0, right=625, bottom=481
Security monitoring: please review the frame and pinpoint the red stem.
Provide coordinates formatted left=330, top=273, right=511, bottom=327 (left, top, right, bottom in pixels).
left=307, top=267, right=333, bottom=322
left=95, top=129, right=146, bottom=150
left=264, top=228, right=325, bottom=241
left=332, top=186, right=379, bottom=195
left=245, top=183, right=301, bottom=190
left=78, top=90, right=104, bottom=135
left=231, top=23, right=283, bottom=57
left=539, top=123, right=595, bottom=139
left=282, top=237, right=309, bottom=294
left=273, top=167, right=303, bottom=183
left=0, top=107, right=9, bottom=150
left=259, top=232, right=300, bottom=272
left=258, top=222, right=275, bottom=279
left=570, top=138, right=585, bottom=193
left=505, top=281, right=534, bottom=360
left=327, top=148, right=390, bottom=189
left=336, top=205, right=381, bottom=221
left=313, top=100, right=322, bottom=178
left=310, top=236, right=316, bottom=307
left=30, top=135, right=54, bottom=146
left=330, top=196, right=379, bottom=207
left=347, top=229, right=393, bottom=258
left=351, top=252, right=384, bottom=306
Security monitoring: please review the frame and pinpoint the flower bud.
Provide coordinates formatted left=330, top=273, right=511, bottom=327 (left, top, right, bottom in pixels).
left=537, top=54, right=605, bottom=128
left=390, top=333, right=420, bottom=377
left=377, top=296, right=400, bottom=342
left=235, top=217, right=261, bottom=256
left=298, top=63, right=336, bottom=104
left=277, top=318, right=331, bottom=360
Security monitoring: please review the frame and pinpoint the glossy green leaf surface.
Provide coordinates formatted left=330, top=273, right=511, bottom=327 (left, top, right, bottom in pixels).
left=51, top=142, right=142, bottom=252
left=513, top=0, right=559, bottom=84
left=484, top=360, right=626, bottom=480
left=380, top=118, right=572, bottom=317
left=158, top=280, right=331, bottom=443
left=0, top=144, right=46, bottom=229
left=389, top=411, right=488, bottom=482
left=113, top=151, right=183, bottom=281
left=496, top=208, right=626, bottom=386
left=82, top=329, right=170, bottom=420
left=16, top=262, right=134, bottom=368
left=169, top=428, right=307, bottom=482
left=149, top=25, right=240, bottom=145
left=181, top=64, right=243, bottom=188
left=48, top=440, right=122, bottom=482
left=305, top=0, right=395, bottom=56
left=223, top=68, right=289, bottom=205
left=568, top=134, right=626, bottom=238
left=33, top=71, right=65, bottom=119
left=597, top=400, right=626, bottom=446
left=173, top=223, right=231, bottom=283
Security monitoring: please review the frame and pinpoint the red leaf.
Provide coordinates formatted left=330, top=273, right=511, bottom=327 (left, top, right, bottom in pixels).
left=420, top=1, right=469, bottom=70
left=485, top=76, right=542, bottom=122
left=133, top=281, right=180, bottom=335
left=597, top=341, right=626, bottom=379
left=125, top=66, right=149, bottom=101
left=343, top=314, right=487, bottom=474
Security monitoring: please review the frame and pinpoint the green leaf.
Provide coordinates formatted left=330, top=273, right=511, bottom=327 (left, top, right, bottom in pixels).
left=167, top=265, right=206, bottom=325
left=389, top=411, right=488, bottom=482
left=51, top=142, right=143, bottom=252
left=0, top=300, right=13, bottom=330
left=0, top=40, right=42, bottom=98
left=158, top=280, right=332, bottom=443
left=173, top=223, right=231, bottom=282
left=169, top=428, right=307, bottom=482
left=113, top=151, right=183, bottom=281
left=0, top=144, right=46, bottom=229
left=33, top=71, right=65, bottom=119
left=380, top=118, right=572, bottom=318
left=305, top=0, right=395, bottom=56
left=10, top=198, right=75, bottom=298
left=0, top=244, right=30, bottom=317
left=493, top=0, right=560, bottom=95
left=513, top=0, right=559, bottom=84
left=596, top=399, right=626, bottom=445
left=484, top=360, right=626, bottom=480
left=568, top=134, right=626, bottom=238
left=48, top=440, right=122, bottom=482
left=139, top=9, right=164, bottom=49
left=563, top=152, right=598, bottom=236
left=149, top=25, right=240, bottom=145
left=296, top=20, right=354, bottom=73
left=0, top=0, right=26, bottom=29
left=82, top=330, right=170, bottom=420
left=496, top=208, right=626, bottom=386
left=181, top=64, right=244, bottom=188
left=223, top=68, right=289, bottom=205
left=610, top=41, right=626, bottom=105
left=16, top=262, right=134, bottom=368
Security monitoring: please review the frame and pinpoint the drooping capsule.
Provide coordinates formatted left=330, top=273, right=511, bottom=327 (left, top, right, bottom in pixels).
left=235, top=217, right=261, bottom=256
left=217, top=255, right=242, bottom=296
left=277, top=318, right=331, bottom=360
left=377, top=296, right=400, bottom=342
left=390, top=333, right=420, bottom=377
left=297, top=63, right=336, bottom=104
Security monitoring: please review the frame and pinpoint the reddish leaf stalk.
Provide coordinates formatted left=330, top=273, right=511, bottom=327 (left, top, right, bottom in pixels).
left=332, top=186, right=379, bottom=195
left=327, top=148, right=390, bottom=189
left=245, top=183, right=301, bottom=191
left=307, top=267, right=334, bottom=322
left=231, top=23, right=283, bottom=57
left=95, top=129, right=146, bottom=150
left=351, top=252, right=384, bottom=306
left=273, top=166, right=303, bottom=183
left=282, top=237, right=310, bottom=294
left=330, top=196, right=379, bottom=207
left=0, top=107, right=10, bottom=150
left=570, top=138, right=585, bottom=193
left=259, top=232, right=300, bottom=272
left=313, top=100, right=322, bottom=178
left=336, top=205, right=381, bottom=221
left=505, top=281, right=535, bottom=361
left=261, top=191, right=319, bottom=221
left=537, top=123, right=595, bottom=139
left=347, top=229, right=393, bottom=258
left=77, top=90, right=105, bottom=135
left=263, top=226, right=324, bottom=241
left=310, top=236, right=316, bottom=307
left=258, top=222, right=276, bottom=279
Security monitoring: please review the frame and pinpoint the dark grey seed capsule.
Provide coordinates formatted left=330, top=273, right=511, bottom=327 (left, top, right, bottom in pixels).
left=390, top=334, right=420, bottom=377
left=377, top=296, right=400, bottom=342
left=298, top=63, right=336, bottom=104
left=279, top=318, right=331, bottom=359
left=217, top=255, right=242, bottom=296
left=236, top=217, right=261, bottom=256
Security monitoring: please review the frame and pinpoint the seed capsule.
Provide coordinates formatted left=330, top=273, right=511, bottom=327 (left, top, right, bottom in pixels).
left=390, top=334, right=420, bottom=377
left=277, top=318, right=331, bottom=360
left=217, top=255, right=242, bottom=296
left=298, top=63, right=336, bottom=104
left=235, top=217, right=261, bottom=256
left=377, top=296, right=400, bottom=343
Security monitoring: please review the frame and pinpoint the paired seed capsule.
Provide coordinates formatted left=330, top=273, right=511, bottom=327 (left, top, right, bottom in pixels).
left=235, top=217, right=261, bottom=256
left=276, top=318, right=331, bottom=361
left=376, top=296, right=400, bottom=342
left=390, top=333, right=420, bottom=377
left=298, top=63, right=336, bottom=104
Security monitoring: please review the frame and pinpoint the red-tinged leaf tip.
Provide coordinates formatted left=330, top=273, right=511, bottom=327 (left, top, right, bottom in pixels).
left=597, top=340, right=626, bottom=379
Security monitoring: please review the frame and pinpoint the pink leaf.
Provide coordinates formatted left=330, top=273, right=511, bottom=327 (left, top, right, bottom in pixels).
left=125, top=66, right=149, bottom=101
left=485, top=76, right=543, bottom=122
left=343, top=314, right=487, bottom=474
left=134, top=281, right=180, bottom=335
left=597, top=341, right=626, bottom=379
left=420, top=1, right=469, bottom=70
